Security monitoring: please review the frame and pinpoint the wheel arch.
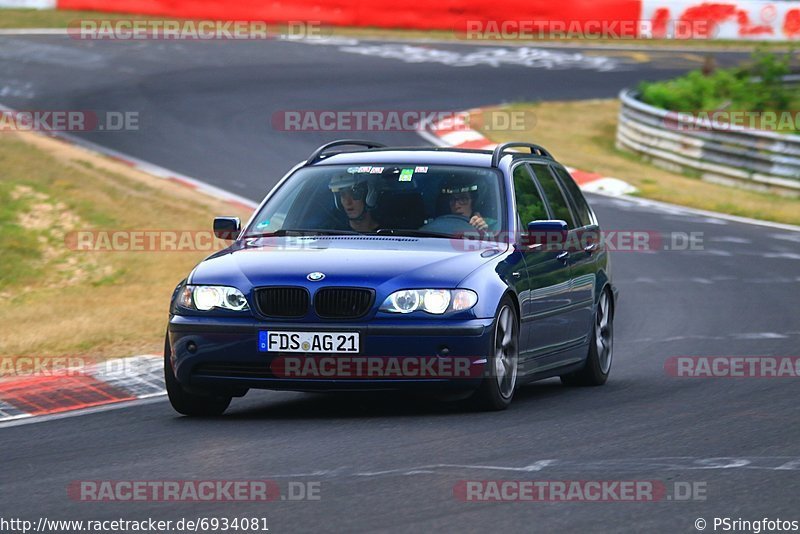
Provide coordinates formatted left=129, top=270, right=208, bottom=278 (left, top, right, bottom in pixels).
left=502, top=290, right=521, bottom=324
left=593, top=268, right=615, bottom=318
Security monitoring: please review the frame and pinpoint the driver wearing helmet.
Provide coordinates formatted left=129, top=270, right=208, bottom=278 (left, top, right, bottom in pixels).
left=441, top=179, right=493, bottom=231
left=328, top=172, right=381, bottom=233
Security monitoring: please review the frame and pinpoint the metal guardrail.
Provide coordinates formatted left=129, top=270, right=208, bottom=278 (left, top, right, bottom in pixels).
left=616, top=76, right=800, bottom=194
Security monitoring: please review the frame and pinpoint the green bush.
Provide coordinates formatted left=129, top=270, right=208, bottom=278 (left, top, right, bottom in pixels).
left=748, top=49, right=792, bottom=111
left=639, top=49, right=796, bottom=115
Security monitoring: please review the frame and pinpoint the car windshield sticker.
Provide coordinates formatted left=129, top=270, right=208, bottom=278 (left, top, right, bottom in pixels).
left=415, top=166, right=428, bottom=173
left=399, top=168, right=414, bottom=182
left=370, top=167, right=384, bottom=174
left=256, top=220, right=270, bottom=229
left=357, top=166, right=372, bottom=173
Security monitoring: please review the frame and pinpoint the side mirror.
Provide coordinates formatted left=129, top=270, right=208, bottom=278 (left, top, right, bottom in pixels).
left=213, top=217, right=241, bottom=240
left=526, top=220, right=568, bottom=248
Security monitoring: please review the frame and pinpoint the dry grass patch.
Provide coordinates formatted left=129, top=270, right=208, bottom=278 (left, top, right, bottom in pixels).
left=0, top=131, right=251, bottom=366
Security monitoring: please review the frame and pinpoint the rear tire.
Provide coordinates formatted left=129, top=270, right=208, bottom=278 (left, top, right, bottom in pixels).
left=561, top=288, right=613, bottom=387
left=164, top=334, right=231, bottom=416
left=469, top=296, right=519, bottom=411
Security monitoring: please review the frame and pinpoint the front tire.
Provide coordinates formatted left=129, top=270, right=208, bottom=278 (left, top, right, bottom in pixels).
left=164, top=334, right=231, bottom=416
left=470, top=297, right=519, bottom=411
left=561, top=288, right=613, bottom=387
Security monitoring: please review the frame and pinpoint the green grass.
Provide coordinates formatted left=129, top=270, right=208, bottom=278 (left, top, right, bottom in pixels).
left=0, top=8, right=166, bottom=28
left=0, top=176, right=44, bottom=287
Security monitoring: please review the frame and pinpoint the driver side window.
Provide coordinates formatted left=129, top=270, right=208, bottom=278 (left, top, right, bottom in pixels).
left=512, top=164, right=547, bottom=229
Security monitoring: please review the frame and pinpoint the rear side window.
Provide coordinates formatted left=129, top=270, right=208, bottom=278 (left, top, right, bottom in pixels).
left=529, top=164, right=576, bottom=229
left=552, top=166, right=594, bottom=228
left=512, top=164, right=548, bottom=228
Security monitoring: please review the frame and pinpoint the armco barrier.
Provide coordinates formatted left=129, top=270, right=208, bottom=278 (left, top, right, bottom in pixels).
left=616, top=78, right=800, bottom=194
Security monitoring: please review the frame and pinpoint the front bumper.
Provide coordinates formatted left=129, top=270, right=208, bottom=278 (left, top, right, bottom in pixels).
left=168, top=315, right=494, bottom=392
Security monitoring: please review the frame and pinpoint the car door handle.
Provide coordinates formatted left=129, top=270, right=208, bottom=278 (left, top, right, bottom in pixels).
left=556, top=251, right=570, bottom=262
left=584, top=243, right=598, bottom=254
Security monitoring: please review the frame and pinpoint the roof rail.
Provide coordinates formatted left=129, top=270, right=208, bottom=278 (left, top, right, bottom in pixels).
left=305, top=140, right=387, bottom=165
left=491, top=142, right=553, bottom=167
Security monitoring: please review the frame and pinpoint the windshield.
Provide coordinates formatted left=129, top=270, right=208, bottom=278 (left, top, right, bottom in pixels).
left=245, top=164, right=506, bottom=239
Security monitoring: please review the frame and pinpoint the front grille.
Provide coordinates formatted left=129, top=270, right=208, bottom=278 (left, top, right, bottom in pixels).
left=314, top=288, right=374, bottom=319
left=255, top=287, right=309, bottom=318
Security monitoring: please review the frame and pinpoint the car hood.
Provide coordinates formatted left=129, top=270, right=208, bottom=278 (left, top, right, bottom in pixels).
left=189, top=236, right=507, bottom=290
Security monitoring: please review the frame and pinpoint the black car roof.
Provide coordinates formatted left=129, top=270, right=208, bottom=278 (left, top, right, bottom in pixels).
left=313, top=148, right=492, bottom=167
left=310, top=147, right=555, bottom=168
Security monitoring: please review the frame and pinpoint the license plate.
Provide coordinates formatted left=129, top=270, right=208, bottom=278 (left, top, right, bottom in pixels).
left=258, top=331, right=360, bottom=354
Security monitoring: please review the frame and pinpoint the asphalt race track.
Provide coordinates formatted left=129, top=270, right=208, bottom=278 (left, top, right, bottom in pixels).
left=1, top=35, right=799, bottom=532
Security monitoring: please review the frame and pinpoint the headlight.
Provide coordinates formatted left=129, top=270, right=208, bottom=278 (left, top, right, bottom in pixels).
left=179, top=285, right=249, bottom=311
left=380, top=289, right=477, bottom=315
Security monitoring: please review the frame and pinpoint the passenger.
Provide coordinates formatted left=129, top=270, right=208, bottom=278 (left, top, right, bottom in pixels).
left=441, top=179, right=493, bottom=231
left=328, top=173, right=381, bottom=232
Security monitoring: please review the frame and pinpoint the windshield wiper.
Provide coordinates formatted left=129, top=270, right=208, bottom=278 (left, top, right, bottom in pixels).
left=244, top=228, right=360, bottom=238
left=375, top=229, right=454, bottom=239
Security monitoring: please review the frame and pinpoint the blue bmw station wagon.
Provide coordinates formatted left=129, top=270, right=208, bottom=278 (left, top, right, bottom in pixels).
left=165, top=141, right=617, bottom=415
